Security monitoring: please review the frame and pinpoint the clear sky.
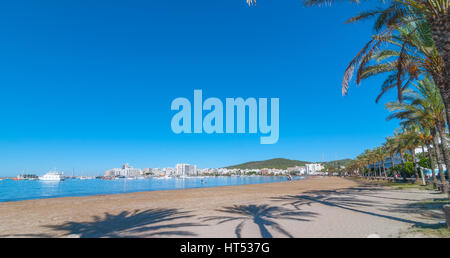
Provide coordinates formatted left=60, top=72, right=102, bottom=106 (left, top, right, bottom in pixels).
left=0, top=0, right=400, bottom=176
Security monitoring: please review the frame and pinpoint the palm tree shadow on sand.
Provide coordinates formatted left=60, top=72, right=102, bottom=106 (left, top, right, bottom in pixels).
left=273, top=189, right=376, bottom=210
left=272, top=189, right=439, bottom=227
left=44, top=208, right=204, bottom=238
left=203, top=204, right=317, bottom=238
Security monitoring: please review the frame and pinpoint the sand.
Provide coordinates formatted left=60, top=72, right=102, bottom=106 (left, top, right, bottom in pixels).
left=0, top=177, right=446, bottom=238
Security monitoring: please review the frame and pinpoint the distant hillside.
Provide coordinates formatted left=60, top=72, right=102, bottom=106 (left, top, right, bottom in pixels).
left=322, top=159, right=353, bottom=168
left=226, top=158, right=310, bottom=170
left=226, top=158, right=352, bottom=170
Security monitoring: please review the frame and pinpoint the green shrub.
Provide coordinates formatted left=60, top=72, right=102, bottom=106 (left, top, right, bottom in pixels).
left=418, top=157, right=431, bottom=169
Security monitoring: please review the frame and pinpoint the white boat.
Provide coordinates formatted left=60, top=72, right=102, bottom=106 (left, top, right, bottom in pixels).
left=154, top=175, right=171, bottom=179
left=39, top=171, right=65, bottom=181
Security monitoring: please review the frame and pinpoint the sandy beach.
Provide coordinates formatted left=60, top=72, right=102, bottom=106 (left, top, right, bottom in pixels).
left=0, top=177, right=447, bottom=238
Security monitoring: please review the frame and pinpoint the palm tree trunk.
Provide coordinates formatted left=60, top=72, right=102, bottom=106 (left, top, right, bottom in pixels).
left=400, top=151, right=405, bottom=167
left=410, top=149, right=420, bottom=183
left=436, top=79, right=450, bottom=129
left=371, top=163, right=375, bottom=178
left=374, top=163, right=378, bottom=178
left=390, top=154, right=397, bottom=182
left=399, top=151, right=406, bottom=181
left=431, top=68, right=450, bottom=133
left=437, top=121, right=450, bottom=181
left=429, top=12, right=450, bottom=132
left=428, top=13, right=449, bottom=73
left=426, top=142, right=438, bottom=183
left=378, top=161, right=382, bottom=178
left=382, top=160, right=386, bottom=178
left=431, top=127, right=447, bottom=184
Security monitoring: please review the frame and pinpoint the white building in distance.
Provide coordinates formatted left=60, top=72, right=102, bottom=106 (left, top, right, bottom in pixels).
left=176, top=164, right=197, bottom=176
left=143, top=168, right=152, bottom=174
left=105, top=163, right=143, bottom=177
left=305, top=163, right=324, bottom=175
left=287, top=166, right=306, bottom=175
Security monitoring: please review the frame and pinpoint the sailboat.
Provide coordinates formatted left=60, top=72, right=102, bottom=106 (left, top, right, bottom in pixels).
left=80, top=171, right=87, bottom=180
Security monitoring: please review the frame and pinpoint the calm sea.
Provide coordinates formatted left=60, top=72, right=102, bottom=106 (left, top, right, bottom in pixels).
left=0, top=176, right=303, bottom=202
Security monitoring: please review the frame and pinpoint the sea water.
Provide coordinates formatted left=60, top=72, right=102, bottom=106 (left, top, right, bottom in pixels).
left=0, top=176, right=303, bottom=202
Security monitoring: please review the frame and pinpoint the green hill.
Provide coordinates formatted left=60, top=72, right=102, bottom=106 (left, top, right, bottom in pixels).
left=226, top=158, right=310, bottom=170
left=322, top=159, right=353, bottom=168
left=226, top=158, right=352, bottom=170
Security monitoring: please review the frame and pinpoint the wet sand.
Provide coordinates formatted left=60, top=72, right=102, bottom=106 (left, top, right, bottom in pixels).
left=0, top=177, right=446, bottom=238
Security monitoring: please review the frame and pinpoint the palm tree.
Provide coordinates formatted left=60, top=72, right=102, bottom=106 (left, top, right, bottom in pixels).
left=386, top=77, right=448, bottom=185
left=356, top=157, right=367, bottom=176
left=304, top=0, right=449, bottom=78
left=348, top=155, right=368, bottom=177
left=413, top=76, right=450, bottom=179
left=346, top=159, right=363, bottom=176
left=356, top=153, right=370, bottom=177
left=372, top=147, right=387, bottom=178
left=384, top=136, right=400, bottom=180
left=345, top=17, right=434, bottom=103
left=301, top=1, right=449, bottom=132
left=400, top=126, right=423, bottom=181
left=430, top=126, right=447, bottom=183
left=378, top=146, right=389, bottom=178
left=395, top=132, right=408, bottom=167
left=372, top=148, right=380, bottom=178
left=418, top=126, right=438, bottom=183
left=365, top=149, right=378, bottom=178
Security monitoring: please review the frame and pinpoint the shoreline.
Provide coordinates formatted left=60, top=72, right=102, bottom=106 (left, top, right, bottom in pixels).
left=0, top=176, right=329, bottom=205
left=0, top=175, right=305, bottom=203
left=0, top=177, right=445, bottom=238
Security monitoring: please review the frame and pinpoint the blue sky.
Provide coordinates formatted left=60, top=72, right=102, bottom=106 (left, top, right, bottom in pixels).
left=0, top=0, right=399, bottom=176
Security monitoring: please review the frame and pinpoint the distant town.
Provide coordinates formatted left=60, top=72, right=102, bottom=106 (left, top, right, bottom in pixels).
left=103, top=162, right=329, bottom=179
left=5, top=162, right=335, bottom=181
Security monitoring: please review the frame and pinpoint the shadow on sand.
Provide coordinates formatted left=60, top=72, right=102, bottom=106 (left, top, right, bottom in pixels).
left=381, top=198, right=449, bottom=221
left=0, top=233, right=54, bottom=238
left=43, top=208, right=204, bottom=238
left=203, top=204, right=317, bottom=238
left=272, top=188, right=442, bottom=228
